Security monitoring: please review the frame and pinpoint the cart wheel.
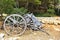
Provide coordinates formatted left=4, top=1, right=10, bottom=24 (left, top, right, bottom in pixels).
left=3, top=14, right=27, bottom=36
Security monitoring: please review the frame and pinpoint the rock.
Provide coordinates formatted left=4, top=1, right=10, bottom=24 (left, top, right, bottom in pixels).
left=0, top=33, right=5, bottom=38
left=49, top=38, right=54, bottom=40
left=42, top=21, right=45, bottom=23
left=0, top=38, right=4, bottom=40
left=0, top=33, right=5, bottom=40
left=8, top=37, right=13, bottom=40
left=37, top=17, right=60, bottom=25
left=53, top=27, right=60, bottom=31
left=53, top=22, right=58, bottom=25
left=33, top=33, right=37, bottom=35
left=13, top=37, right=19, bottom=40
left=8, top=37, right=19, bottom=40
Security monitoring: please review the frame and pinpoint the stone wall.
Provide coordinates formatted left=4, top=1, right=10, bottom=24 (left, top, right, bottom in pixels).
left=37, top=17, right=60, bottom=25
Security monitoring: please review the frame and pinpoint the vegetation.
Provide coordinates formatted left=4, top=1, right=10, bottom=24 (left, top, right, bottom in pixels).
left=0, top=0, right=60, bottom=18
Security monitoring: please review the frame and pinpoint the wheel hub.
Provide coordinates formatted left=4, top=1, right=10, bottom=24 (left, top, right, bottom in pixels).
left=14, top=24, right=17, bottom=27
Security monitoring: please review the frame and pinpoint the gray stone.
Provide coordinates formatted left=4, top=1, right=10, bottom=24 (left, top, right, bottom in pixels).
left=0, top=33, right=5, bottom=40
left=37, top=17, right=60, bottom=25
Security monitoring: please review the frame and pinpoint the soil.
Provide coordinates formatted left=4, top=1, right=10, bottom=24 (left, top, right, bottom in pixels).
left=0, top=21, right=60, bottom=40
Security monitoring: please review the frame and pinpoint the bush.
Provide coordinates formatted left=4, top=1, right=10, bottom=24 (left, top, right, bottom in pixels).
left=34, top=11, right=56, bottom=17
left=54, top=8, right=60, bottom=16
left=0, top=0, right=15, bottom=14
left=0, top=0, right=29, bottom=16
left=12, top=7, right=28, bottom=15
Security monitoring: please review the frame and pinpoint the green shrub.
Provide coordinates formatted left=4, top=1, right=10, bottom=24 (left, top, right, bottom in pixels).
left=0, top=0, right=15, bottom=14
left=0, top=0, right=28, bottom=15
left=47, top=9, right=55, bottom=13
left=12, top=7, right=28, bottom=15
left=34, top=12, right=56, bottom=17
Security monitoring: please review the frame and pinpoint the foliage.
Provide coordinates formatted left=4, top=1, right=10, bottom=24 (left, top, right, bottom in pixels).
left=33, top=0, right=41, bottom=5
left=0, top=0, right=59, bottom=17
left=13, top=7, right=28, bottom=15
left=0, top=0, right=15, bottom=14
left=34, top=12, right=56, bottom=17
left=19, top=0, right=41, bottom=5
left=0, top=0, right=28, bottom=15
left=34, top=9, right=56, bottom=17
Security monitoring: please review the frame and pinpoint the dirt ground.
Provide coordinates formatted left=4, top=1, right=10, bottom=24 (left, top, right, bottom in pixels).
left=0, top=21, right=60, bottom=40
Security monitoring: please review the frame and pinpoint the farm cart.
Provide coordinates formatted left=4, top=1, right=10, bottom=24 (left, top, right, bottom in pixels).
left=3, top=13, right=49, bottom=36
